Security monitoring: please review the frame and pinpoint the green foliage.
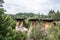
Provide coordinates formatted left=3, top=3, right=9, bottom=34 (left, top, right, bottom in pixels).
left=0, top=12, right=15, bottom=40
left=1, top=7, right=60, bottom=40
left=54, top=10, right=60, bottom=21
left=43, top=25, right=60, bottom=40
left=15, top=32, right=27, bottom=40
left=29, top=24, right=47, bottom=40
left=29, top=23, right=60, bottom=40
left=48, top=10, right=55, bottom=18
left=0, top=8, right=27, bottom=40
left=0, top=8, right=6, bottom=14
left=24, top=19, right=29, bottom=28
left=48, top=10, right=60, bottom=21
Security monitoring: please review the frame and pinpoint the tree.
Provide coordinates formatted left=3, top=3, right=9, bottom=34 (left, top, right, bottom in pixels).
left=48, top=10, right=55, bottom=18
left=0, top=8, right=27, bottom=40
left=54, top=10, right=60, bottom=21
left=0, top=8, right=15, bottom=40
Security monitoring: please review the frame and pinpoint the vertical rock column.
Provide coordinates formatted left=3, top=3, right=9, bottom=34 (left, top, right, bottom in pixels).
left=40, top=18, right=54, bottom=30
left=15, top=18, right=28, bottom=33
left=27, top=18, right=39, bottom=39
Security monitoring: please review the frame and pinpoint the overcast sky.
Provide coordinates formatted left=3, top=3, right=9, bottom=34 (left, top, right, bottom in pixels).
left=4, top=0, right=60, bottom=15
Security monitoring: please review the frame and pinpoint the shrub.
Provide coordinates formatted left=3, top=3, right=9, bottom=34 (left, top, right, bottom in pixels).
left=45, top=25, right=60, bottom=40
left=29, top=24, right=47, bottom=40
left=0, top=8, right=27, bottom=40
left=29, top=23, right=60, bottom=40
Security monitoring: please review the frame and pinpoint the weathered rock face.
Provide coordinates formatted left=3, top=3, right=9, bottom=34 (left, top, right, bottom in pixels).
left=40, top=18, right=54, bottom=30
left=41, top=21, right=52, bottom=30
left=27, top=19, right=39, bottom=39
left=15, top=18, right=28, bottom=33
left=15, top=26, right=28, bottom=33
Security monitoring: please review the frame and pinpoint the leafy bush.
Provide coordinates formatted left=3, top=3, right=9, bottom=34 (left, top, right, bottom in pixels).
left=29, top=23, right=60, bottom=40
left=15, top=31, right=27, bottom=40
left=45, top=25, right=60, bottom=40
left=0, top=8, right=27, bottom=40
left=29, top=24, right=47, bottom=40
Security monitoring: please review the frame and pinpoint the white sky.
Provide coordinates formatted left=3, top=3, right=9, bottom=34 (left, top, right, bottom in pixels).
left=4, top=0, right=60, bottom=15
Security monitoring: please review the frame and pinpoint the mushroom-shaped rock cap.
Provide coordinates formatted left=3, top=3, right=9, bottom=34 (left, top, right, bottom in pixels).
left=16, top=18, right=24, bottom=21
left=40, top=18, right=54, bottom=22
left=29, top=18, right=39, bottom=21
